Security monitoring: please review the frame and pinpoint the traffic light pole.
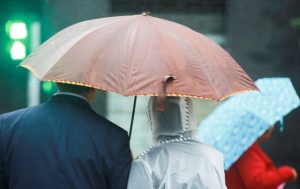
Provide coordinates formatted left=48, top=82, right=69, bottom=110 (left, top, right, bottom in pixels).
left=27, top=22, right=41, bottom=107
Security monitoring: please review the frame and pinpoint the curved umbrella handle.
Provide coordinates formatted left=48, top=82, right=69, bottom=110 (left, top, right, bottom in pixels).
left=157, top=75, right=175, bottom=111
left=129, top=75, right=174, bottom=140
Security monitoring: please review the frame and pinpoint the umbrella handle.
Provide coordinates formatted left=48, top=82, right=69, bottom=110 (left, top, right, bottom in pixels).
left=157, top=75, right=175, bottom=111
left=129, top=96, right=137, bottom=140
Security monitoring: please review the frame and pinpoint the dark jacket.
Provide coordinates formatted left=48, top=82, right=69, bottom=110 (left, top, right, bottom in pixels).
left=0, top=94, right=132, bottom=189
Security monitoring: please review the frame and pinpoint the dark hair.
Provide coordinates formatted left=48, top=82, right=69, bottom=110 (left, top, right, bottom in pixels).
left=56, top=83, right=94, bottom=95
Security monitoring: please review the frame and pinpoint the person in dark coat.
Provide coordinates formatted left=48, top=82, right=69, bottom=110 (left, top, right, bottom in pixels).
left=0, top=83, right=132, bottom=189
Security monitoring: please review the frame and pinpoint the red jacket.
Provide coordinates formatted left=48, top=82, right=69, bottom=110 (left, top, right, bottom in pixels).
left=225, top=143, right=295, bottom=189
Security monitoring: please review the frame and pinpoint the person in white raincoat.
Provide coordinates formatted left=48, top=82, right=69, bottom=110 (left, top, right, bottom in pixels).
left=127, top=97, right=227, bottom=189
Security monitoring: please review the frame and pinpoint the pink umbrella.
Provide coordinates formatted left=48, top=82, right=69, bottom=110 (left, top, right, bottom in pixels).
left=20, top=12, right=258, bottom=138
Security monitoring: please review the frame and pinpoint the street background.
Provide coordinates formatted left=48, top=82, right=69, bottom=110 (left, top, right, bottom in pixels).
left=0, top=0, right=299, bottom=188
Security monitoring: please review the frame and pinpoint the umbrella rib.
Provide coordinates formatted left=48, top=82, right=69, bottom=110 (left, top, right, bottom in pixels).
left=150, top=18, right=172, bottom=76
left=190, top=33, right=225, bottom=99
left=90, top=18, right=137, bottom=93
left=123, top=19, right=140, bottom=95
left=152, top=18, right=221, bottom=99
left=42, top=17, right=138, bottom=80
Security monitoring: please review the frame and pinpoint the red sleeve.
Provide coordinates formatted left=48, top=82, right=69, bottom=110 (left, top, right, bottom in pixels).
left=236, top=144, right=295, bottom=189
left=277, top=166, right=295, bottom=182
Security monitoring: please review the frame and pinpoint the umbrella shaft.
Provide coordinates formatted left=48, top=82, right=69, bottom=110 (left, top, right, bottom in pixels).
left=129, top=96, right=137, bottom=140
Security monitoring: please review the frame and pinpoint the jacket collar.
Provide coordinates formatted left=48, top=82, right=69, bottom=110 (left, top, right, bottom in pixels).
left=48, top=93, right=92, bottom=110
left=54, top=92, right=88, bottom=102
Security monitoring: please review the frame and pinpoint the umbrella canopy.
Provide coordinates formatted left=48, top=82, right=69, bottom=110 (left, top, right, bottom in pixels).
left=198, top=77, right=300, bottom=170
left=20, top=13, right=257, bottom=100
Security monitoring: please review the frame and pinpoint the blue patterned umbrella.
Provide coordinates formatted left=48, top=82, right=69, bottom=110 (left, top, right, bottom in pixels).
left=198, top=77, right=300, bottom=170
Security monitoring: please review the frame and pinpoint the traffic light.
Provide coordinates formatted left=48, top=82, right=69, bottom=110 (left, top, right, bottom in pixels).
left=290, top=17, right=300, bottom=28
left=5, top=20, right=28, bottom=60
left=42, top=81, right=57, bottom=94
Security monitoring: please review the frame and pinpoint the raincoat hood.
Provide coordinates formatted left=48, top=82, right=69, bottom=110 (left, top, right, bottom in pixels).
left=148, top=97, right=197, bottom=143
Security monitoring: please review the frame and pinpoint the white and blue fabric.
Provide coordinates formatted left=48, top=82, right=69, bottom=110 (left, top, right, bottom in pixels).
left=198, top=77, right=300, bottom=170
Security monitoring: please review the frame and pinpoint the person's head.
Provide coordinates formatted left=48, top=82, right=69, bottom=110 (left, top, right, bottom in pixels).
left=56, top=83, right=96, bottom=103
left=257, top=125, right=274, bottom=144
left=147, top=96, right=197, bottom=143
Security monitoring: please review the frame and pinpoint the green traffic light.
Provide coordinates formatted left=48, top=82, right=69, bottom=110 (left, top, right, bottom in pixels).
left=290, top=17, right=300, bottom=28
left=5, top=21, right=28, bottom=60
left=10, top=41, right=26, bottom=60
left=42, top=82, right=56, bottom=94
left=7, top=22, right=28, bottom=39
